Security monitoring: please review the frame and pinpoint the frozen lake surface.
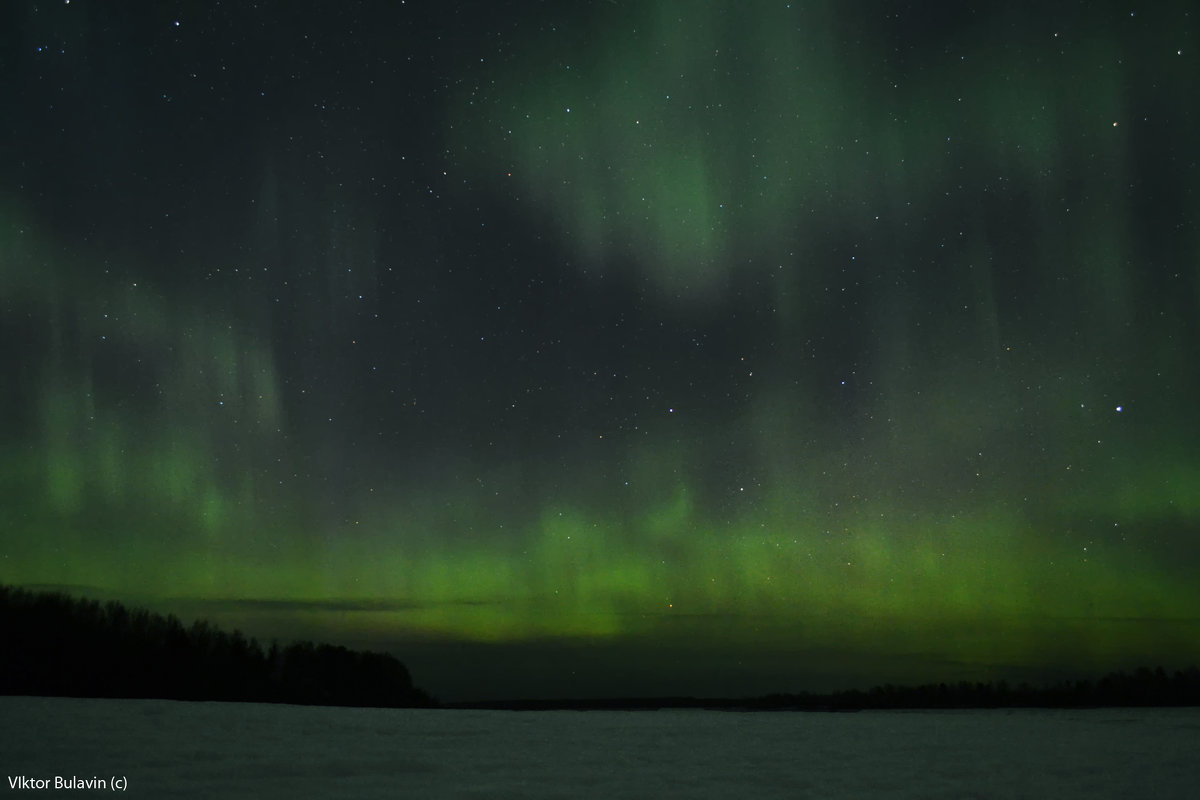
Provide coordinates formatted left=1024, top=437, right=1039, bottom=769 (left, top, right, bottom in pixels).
left=2, top=696, right=1197, bottom=798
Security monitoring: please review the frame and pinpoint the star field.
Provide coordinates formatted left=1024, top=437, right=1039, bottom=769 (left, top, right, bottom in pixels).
left=1, top=0, right=1198, bottom=701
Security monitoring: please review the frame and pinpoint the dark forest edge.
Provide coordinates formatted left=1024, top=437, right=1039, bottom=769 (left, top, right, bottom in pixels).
left=0, top=584, right=435, bottom=708
left=449, top=662, right=1200, bottom=711
left=3, top=585, right=1198, bottom=712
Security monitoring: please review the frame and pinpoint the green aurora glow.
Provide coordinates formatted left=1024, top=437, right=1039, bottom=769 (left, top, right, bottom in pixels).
left=2, top=0, right=1198, bottom=699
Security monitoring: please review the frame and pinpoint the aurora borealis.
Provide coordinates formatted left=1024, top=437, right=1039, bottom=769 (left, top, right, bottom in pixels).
left=2, top=1, right=1198, bottom=701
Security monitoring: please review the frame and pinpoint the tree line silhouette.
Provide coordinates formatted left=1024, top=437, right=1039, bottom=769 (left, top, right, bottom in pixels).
left=4, top=584, right=1197, bottom=710
left=457, top=665, right=1200, bottom=712
left=739, top=664, right=1200, bottom=711
left=0, top=585, right=435, bottom=708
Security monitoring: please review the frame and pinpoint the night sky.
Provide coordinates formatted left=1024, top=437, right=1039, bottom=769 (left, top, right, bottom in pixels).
left=3, top=1, right=1199, bottom=702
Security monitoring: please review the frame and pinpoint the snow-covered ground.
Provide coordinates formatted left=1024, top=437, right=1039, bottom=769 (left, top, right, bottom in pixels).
left=2, top=696, right=1196, bottom=798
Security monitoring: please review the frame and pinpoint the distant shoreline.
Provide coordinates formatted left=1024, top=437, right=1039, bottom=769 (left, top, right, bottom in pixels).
left=444, top=664, right=1200, bottom=712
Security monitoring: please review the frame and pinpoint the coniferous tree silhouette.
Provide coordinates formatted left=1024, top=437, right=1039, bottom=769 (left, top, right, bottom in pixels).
left=0, top=585, right=435, bottom=708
